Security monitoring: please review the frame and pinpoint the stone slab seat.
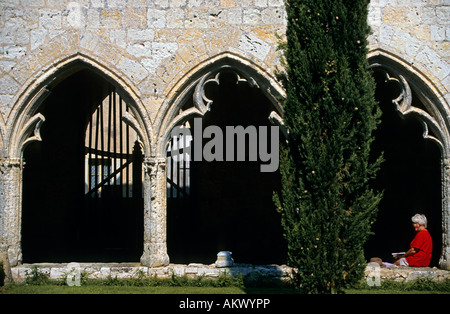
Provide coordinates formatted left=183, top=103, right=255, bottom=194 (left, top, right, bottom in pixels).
left=10, top=263, right=294, bottom=282
left=364, top=265, right=450, bottom=283
left=10, top=263, right=450, bottom=284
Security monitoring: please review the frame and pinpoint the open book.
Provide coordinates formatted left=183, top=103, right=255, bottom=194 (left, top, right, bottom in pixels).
left=391, top=252, right=405, bottom=258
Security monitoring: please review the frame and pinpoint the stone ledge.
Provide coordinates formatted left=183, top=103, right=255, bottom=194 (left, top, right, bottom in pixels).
left=11, top=263, right=294, bottom=282
left=364, top=265, right=450, bottom=283
left=11, top=263, right=450, bottom=284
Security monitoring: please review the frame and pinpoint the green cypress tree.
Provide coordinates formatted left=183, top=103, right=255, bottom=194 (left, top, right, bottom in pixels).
left=274, top=0, right=383, bottom=294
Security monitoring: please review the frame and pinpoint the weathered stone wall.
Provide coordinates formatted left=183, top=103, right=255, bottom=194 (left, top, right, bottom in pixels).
left=0, top=1, right=447, bottom=131
left=0, top=0, right=287, bottom=136
left=368, top=0, right=449, bottom=99
left=0, top=0, right=449, bottom=268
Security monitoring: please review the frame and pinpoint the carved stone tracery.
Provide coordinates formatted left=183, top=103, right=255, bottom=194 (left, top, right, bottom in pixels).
left=161, top=66, right=285, bottom=156
left=373, top=68, right=446, bottom=152
left=193, top=66, right=260, bottom=115
left=0, top=110, right=46, bottom=267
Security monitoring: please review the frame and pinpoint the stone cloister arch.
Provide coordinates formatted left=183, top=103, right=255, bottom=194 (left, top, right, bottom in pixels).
left=157, top=53, right=287, bottom=264
left=6, top=54, right=155, bottom=158
left=0, top=54, right=172, bottom=267
left=368, top=50, right=450, bottom=270
left=1, top=47, right=448, bottom=269
left=154, top=50, right=450, bottom=267
left=157, top=52, right=286, bottom=155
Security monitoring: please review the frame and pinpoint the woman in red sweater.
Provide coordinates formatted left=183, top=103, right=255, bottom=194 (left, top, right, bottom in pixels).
left=394, top=214, right=433, bottom=267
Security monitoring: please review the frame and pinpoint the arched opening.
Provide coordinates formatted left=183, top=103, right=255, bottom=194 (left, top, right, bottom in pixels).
left=166, top=69, right=286, bottom=265
left=365, top=69, right=442, bottom=267
left=21, top=68, right=144, bottom=262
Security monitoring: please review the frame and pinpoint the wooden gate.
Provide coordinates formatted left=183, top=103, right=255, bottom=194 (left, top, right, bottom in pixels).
left=84, top=86, right=143, bottom=257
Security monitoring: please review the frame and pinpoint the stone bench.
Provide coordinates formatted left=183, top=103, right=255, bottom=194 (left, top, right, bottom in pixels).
left=364, top=265, right=450, bottom=283
left=11, top=263, right=294, bottom=283
left=11, top=263, right=449, bottom=285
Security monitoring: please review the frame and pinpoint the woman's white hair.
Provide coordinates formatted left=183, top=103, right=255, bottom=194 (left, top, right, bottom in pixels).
left=411, top=214, right=427, bottom=228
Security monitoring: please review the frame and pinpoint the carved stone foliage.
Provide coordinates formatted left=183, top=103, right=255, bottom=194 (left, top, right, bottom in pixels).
left=6, top=112, right=46, bottom=161
left=143, top=157, right=166, bottom=177
left=0, top=157, right=21, bottom=175
left=162, top=65, right=284, bottom=151
left=372, top=67, right=446, bottom=154
left=193, top=66, right=259, bottom=115
left=19, top=113, right=45, bottom=155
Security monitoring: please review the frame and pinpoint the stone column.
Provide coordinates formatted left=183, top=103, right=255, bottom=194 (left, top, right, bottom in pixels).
left=140, top=157, right=170, bottom=267
left=0, top=157, right=23, bottom=268
left=440, top=157, right=450, bottom=270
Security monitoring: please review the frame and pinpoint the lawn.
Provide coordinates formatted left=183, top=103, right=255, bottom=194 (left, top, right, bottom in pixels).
left=0, top=285, right=249, bottom=294
left=1, top=265, right=448, bottom=295
left=1, top=284, right=448, bottom=294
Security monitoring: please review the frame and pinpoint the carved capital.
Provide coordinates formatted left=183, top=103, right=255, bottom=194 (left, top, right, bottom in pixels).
left=442, top=158, right=450, bottom=168
left=0, top=158, right=22, bottom=175
left=143, top=157, right=166, bottom=176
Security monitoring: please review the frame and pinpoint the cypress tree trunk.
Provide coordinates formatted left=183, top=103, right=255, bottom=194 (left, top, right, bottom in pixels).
left=274, top=0, right=383, bottom=294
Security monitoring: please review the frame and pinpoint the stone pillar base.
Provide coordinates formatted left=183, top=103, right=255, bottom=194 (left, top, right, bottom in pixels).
left=0, top=249, right=13, bottom=284
left=140, top=243, right=170, bottom=267
left=439, top=258, right=450, bottom=270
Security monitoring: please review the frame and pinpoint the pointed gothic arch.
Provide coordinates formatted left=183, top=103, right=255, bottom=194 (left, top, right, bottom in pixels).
left=157, top=52, right=286, bottom=156
left=159, top=52, right=287, bottom=264
left=6, top=54, right=154, bottom=159
left=368, top=49, right=450, bottom=269
left=0, top=54, right=167, bottom=266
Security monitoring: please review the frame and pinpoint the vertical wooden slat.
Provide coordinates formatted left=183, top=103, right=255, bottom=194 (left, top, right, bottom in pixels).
left=183, top=133, right=186, bottom=196
left=88, top=113, right=93, bottom=194
left=171, top=140, right=174, bottom=198
left=125, top=101, right=130, bottom=198
left=119, top=94, right=123, bottom=194
left=107, top=86, right=112, bottom=183
left=175, top=137, right=179, bottom=198
left=94, top=104, right=100, bottom=198
left=100, top=95, right=105, bottom=187
left=113, top=88, right=117, bottom=187
left=179, top=136, right=181, bottom=198
left=167, top=140, right=171, bottom=198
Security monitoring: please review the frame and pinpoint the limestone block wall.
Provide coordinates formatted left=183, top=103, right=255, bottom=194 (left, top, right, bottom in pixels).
left=0, top=0, right=448, bottom=150
left=0, top=0, right=287, bottom=140
left=367, top=0, right=449, bottom=102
